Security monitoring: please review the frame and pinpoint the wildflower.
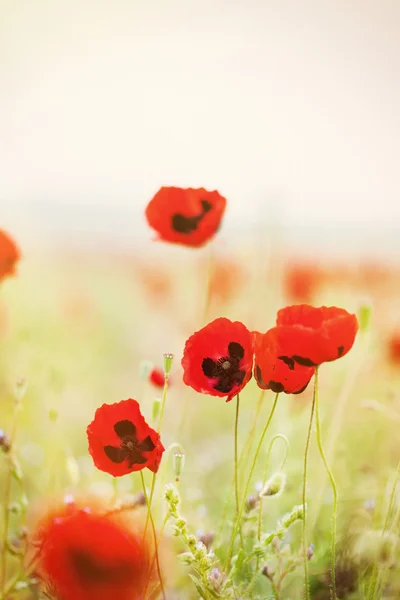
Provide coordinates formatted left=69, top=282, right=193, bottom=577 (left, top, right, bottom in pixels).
left=87, top=399, right=165, bottom=477
left=276, top=304, right=358, bottom=366
left=182, top=318, right=253, bottom=401
left=284, top=261, right=323, bottom=303
left=145, top=186, right=226, bottom=247
left=149, top=367, right=166, bottom=388
left=0, top=229, right=20, bottom=281
left=253, top=328, right=315, bottom=394
left=388, top=332, right=400, bottom=365
left=29, top=495, right=154, bottom=600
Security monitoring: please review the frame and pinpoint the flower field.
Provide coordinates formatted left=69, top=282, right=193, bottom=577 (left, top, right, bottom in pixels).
left=0, top=194, right=399, bottom=600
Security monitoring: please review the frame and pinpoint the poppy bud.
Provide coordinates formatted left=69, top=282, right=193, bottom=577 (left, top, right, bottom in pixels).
left=173, top=449, right=185, bottom=482
left=358, top=300, right=372, bottom=334
left=0, top=430, right=11, bottom=453
left=163, top=353, right=174, bottom=377
left=245, top=494, right=260, bottom=513
left=260, top=472, right=286, bottom=498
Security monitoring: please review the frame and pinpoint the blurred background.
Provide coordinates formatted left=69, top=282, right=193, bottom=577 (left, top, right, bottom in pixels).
left=1, top=0, right=400, bottom=259
left=1, top=3, right=400, bottom=597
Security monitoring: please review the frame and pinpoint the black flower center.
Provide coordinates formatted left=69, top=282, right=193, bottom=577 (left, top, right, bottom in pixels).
left=70, top=549, right=135, bottom=584
left=171, top=199, right=212, bottom=234
left=201, top=341, right=246, bottom=394
left=104, top=420, right=156, bottom=468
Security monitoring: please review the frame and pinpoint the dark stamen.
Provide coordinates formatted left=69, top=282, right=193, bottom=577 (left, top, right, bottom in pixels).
left=201, top=341, right=246, bottom=395
left=171, top=199, right=213, bottom=234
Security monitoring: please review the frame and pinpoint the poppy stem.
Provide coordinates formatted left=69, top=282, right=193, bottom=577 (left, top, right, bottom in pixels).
left=217, top=389, right=265, bottom=542
left=302, top=379, right=316, bottom=600
left=314, top=367, right=337, bottom=600
left=234, top=394, right=244, bottom=546
left=140, top=471, right=166, bottom=600
left=224, top=392, right=279, bottom=571
left=367, top=457, right=400, bottom=599
left=0, top=398, right=20, bottom=594
left=144, top=371, right=170, bottom=537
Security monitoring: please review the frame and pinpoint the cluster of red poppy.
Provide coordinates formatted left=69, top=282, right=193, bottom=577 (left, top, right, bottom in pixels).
left=182, top=305, right=359, bottom=401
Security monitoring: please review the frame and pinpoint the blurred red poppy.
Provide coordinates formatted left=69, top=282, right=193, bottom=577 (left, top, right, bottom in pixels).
left=182, top=317, right=253, bottom=401
left=87, top=399, right=165, bottom=477
left=0, top=229, right=20, bottom=281
left=210, top=259, right=248, bottom=303
left=388, top=332, right=400, bottom=366
left=253, top=328, right=315, bottom=394
left=30, top=495, right=154, bottom=600
left=145, top=186, right=226, bottom=247
left=284, top=262, right=323, bottom=303
left=149, top=367, right=166, bottom=388
left=276, top=304, right=358, bottom=366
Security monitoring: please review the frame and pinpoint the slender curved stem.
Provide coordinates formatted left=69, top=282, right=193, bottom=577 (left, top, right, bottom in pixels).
left=234, top=394, right=241, bottom=517
left=224, top=392, right=280, bottom=570
left=217, top=390, right=265, bottom=541
left=314, top=367, right=337, bottom=599
left=1, top=401, right=20, bottom=593
left=234, top=394, right=244, bottom=547
left=144, top=373, right=170, bottom=536
left=367, top=457, right=400, bottom=599
left=302, top=384, right=316, bottom=600
left=257, top=434, right=290, bottom=542
left=140, top=471, right=165, bottom=600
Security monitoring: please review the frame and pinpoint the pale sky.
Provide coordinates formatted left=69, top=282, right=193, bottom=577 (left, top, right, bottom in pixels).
left=1, top=0, right=400, bottom=252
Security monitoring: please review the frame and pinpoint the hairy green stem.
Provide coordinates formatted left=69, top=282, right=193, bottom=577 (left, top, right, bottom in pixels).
left=224, top=392, right=280, bottom=570
left=302, top=384, right=316, bottom=600
left=314, top=367, right=337, bottom=599
left=140, top=471, right=165, bottom=600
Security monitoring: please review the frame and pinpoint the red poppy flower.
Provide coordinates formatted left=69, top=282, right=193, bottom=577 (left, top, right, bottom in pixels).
left=276, top=304, right=359, bottom=366
left=30, top=495, right=154, bottom=600
left=284, top=261, right=323, bottom=303
left=145, top=186, right=226, bottom=247
left=87, top=399, right=165, bottom=477
left=149, top=367, right=166, bottom=388
left=0, top=229, right=20, bottom=281
left=253, top=328, right=315, bottom=394
left=388, top=332, right=400, bottom=366
left=182, top=317, right=253, bottom=401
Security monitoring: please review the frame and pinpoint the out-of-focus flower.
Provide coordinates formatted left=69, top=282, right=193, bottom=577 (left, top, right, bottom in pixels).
left=210, top=259, right=248, bottom=304
left=182, top=317, right=253, bottom=401
left=283, top=262, right=323, bottom=303
left=388, top=332, right=400, bottom=366
left=253, top=328, right=315, bottom=394
left=149, top=367, right=167, bottom=388
left=145, top=186, right=226, bottom=247
left=0, top=229, right=20, bottom=281
left=276, top=304, right=358, bottom=366
left=87, top=399, right=165, bottom=477
left=28, top=495, right=154, bottom=600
